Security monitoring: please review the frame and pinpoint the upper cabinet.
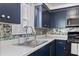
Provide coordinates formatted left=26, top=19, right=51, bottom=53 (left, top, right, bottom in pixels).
left=34, top=5, right=42, bottom=28
left=21, top=3, right=35, bottom=27
left=12, top=3, right=36, bottom=35
left=34, top=4, right=79, bottom=28
left=67, top=7, right=79, bottom=18
left=42, top=4, right=50, bottom=28
left=67, top=8, right=77, bottom=18
left=0, top=3, right=20, bottom=24
left=34, top=4, right=50, bottom=28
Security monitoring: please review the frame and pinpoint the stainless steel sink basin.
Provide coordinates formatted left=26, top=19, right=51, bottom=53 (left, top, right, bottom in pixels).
left=36, top=39, right=48, bottom=46
left=13, top=39, right=48, bottom=47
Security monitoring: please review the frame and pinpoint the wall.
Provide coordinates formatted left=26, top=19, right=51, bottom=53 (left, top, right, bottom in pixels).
left=50, top=10, right=67, bottom=28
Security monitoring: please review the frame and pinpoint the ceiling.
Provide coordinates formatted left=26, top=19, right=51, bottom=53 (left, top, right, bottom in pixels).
left=45, top=3, right=79, bottom=10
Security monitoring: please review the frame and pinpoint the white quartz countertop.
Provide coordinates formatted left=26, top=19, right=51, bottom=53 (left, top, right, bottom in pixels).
left=0, top=35, right=67, bottom=56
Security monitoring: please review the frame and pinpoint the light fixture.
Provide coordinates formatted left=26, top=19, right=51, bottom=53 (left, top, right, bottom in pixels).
left=7, top=16, right=10, bottom=19
left=1, top=14, right=5, bottom=18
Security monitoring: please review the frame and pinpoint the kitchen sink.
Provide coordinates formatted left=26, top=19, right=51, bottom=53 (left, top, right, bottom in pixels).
left=13, top=39, right=48, bottom=47
left=35, top=39, right=48, bottom=46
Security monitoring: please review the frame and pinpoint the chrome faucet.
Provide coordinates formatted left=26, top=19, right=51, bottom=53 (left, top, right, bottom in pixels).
left=23, top=26, right=37, bottom=47
left=24, top=26, right=36, bottom=35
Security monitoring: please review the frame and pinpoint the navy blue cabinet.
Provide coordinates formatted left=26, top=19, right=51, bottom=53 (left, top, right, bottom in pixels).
left=29, top=40, right=55, bottom=56
left=55, top=40, right=66, bottom=56
left=50, top=40, right=55, bottom=56
left=34, top=5, right=42, bottom=28
left=0, top=3, right=20, bottom=24
left=29, top=40, right=67, bottom=56
left=34, top=4, right=50, bottom=28
left=29, top=44, right=50, bottom=56
left=42, top=4, right=50, bottom=28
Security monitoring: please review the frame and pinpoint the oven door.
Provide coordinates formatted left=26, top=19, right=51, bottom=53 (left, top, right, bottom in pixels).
left=66, top=40, right=78, bottom=56
left=71, top=43, right=78, bottom=55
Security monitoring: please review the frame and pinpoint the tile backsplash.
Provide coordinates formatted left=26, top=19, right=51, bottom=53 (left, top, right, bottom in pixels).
left=47, top=27, right=79, bottom=35
left=0, top=23, right=12, bottom=41
left=0, top=23, right=33, bottom=41
left=1, top=22, right=79, bottom=41
left=0, top=24, right=3, bottom=38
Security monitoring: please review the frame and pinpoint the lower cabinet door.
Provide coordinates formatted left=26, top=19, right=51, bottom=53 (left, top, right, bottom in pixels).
left=55, top=40, right=66, bottom=56
left=50, top=40, right=55, bottom=56
left=50, top=45, right=55, bottom=56
left=29, top=44, right=50, bottom=56
left=56, top=45, right=65, bottom=56
left=29, top=40, right=67, bottom=56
